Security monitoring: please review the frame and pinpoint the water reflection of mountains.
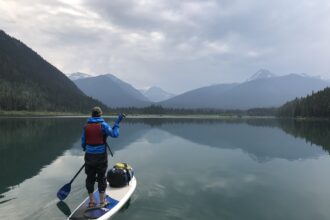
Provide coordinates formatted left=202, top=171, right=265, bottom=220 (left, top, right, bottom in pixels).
left=127, top=118, right=328, bottom=162
left=1, top=117, right=329, bottom=199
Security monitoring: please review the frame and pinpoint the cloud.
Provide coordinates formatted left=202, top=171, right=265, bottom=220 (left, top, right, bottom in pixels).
left=0, top=0, right=330, bottom=93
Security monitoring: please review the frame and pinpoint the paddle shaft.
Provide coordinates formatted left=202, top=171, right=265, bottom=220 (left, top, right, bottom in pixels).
left=69, top=164, right=85, bottom=184
left=56, top=164, right=85, bottom=200
left=105, top=142, right=114, bottom=157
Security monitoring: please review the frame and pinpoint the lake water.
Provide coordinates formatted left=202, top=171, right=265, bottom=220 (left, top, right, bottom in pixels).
left=1, top=117, right=330, bottom=220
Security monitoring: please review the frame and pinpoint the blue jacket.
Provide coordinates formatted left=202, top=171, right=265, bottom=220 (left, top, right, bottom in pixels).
left=81, top=117, right=119, bottom=154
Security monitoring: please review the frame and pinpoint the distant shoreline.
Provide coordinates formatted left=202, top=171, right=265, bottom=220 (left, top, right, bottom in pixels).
left=121, top=114, right=276, bottom=119
left=0, top=110, right=275, bottom=119
left=1, top=111, right=329, bottom=121
left=0, top=111, right=85, bottom=117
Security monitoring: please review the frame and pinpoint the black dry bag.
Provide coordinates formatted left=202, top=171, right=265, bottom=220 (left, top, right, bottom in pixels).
left=107, top=163, right=134, bottom=188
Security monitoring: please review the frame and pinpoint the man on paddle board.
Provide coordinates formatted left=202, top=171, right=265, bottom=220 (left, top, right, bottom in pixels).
left=81, top=106, right=124, bottom=208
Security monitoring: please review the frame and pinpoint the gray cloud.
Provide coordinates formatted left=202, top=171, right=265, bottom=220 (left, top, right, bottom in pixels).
left=0, top=0, right=329, bottom=93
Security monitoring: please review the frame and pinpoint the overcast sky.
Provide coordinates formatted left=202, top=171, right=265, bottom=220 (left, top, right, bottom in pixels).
left=1, top=0, right=330, bottom=93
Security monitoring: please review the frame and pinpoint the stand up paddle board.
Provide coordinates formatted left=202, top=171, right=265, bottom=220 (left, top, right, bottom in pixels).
left=68, top=176, right=136, bottom=220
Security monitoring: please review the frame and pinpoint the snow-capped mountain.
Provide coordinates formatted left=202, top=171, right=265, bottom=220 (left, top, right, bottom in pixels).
left=67, top=72, right=92, bottom=80
left=246, top=69, right=277, bottom=81
left=141, top=86, right=175, bottom=102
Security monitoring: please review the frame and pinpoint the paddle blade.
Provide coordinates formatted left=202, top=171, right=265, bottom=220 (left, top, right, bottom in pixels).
left=57, top=183, right=71, bottom=201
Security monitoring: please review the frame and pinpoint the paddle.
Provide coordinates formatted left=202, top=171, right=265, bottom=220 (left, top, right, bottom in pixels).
left=57, top=164, right=85, bottom=201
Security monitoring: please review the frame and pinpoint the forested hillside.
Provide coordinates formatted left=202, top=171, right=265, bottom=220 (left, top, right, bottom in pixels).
left=278, top=87, right=330, bottom=118
left=0, top=30, right=106, bottom=112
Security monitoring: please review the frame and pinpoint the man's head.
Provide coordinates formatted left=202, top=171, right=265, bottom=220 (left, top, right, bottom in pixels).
left=91, top=106, right=102, bottom=117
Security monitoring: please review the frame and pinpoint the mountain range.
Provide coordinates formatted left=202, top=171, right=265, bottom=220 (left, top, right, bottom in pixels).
left=159, top=70, right=330, bottom=109
left=69, top=69, right=329, bottom=110
left=72, top=74, right=151, bottom=108
left=68, top=73, right=175, bottom=106
left=0, top=30, right=106, bottom=112
left=1, top=29, right=328, bottom=112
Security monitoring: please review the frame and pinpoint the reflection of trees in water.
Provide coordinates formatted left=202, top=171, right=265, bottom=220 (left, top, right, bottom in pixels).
left=277, top=119, right=330, bottom=154
left=244, top=118, right=280, bottom=128
left=1, top=118, right=63, bottom=150
left=123, top=118, right=250, bottom=127
left=127, top=118, right=330, bottom=155
left=245, top=118, right=330, bottom=154
left=0, top=118, right=85, bottom=195
left=124, top=117, right=287, bottom=128
left=244, top=119, right=330, bottom=156
left=125, top=117, right=328, bottom=161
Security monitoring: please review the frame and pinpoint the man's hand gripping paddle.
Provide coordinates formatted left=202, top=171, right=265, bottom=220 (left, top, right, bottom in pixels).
left=115, top=113, right=126, bottom=125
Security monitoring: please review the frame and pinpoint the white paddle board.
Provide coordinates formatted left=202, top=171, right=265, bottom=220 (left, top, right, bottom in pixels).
left=68, top=176, right=136, bottom=220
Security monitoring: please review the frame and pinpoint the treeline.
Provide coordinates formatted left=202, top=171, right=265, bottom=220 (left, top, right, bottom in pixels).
left=107, top=105, right=278, bottom=116
left=277, top=87, right=330, bottom=118
left=0, top=78, right=105, bottom=113
left=0, top=80, right=46, bottom=111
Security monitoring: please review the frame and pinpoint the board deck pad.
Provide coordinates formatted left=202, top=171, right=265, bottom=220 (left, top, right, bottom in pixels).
left=69, top=194, right=119, bottom=219
left=68, top=177, right=136, bottom=220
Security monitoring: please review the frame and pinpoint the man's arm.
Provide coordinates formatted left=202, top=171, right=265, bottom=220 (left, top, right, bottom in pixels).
left=103, top=122, right=119, bottom=138
left=102, top=114, right=125, bottom=138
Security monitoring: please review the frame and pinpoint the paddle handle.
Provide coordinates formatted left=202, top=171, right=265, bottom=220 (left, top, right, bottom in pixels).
left=69, top=164, right=85, bottom=184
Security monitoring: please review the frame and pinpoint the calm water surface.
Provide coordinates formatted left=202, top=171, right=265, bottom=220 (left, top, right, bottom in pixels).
left=1, top=117, right=330, bottom=220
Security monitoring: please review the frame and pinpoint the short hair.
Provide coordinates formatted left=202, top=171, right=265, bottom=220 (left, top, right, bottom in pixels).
left=91, top=106, right=102, bottom=117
